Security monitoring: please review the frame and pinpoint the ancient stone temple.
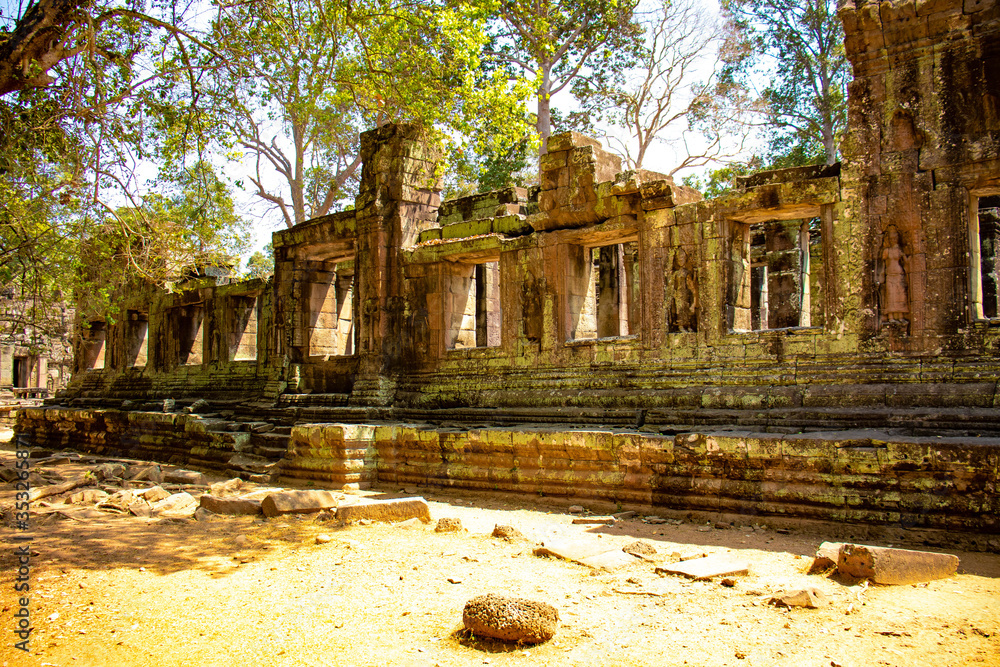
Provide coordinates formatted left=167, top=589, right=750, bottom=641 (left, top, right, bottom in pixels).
left=17, top=0, right=1000, bottom=540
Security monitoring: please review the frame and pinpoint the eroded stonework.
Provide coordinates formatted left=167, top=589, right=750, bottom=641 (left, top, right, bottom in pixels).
left=16, top=0, right=1000, bottom=539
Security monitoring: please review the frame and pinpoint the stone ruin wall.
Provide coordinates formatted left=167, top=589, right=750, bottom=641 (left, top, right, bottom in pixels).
left=15, top=0, right=1000, bottom=539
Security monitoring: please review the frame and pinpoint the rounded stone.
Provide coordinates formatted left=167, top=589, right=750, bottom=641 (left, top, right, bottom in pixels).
left=462, top=594, right=559, bottom=644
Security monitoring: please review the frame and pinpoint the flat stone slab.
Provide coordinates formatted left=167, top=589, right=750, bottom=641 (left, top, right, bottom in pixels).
left=261, top=490, right=339, bottom=517
left=838, top=543, right=959, bottom=585
left=533, top=539, right=635, bottom=570
left=571, top=516, right=615, bottom=525
left=579, top=550, right=637, bottom=570
left=534, top=539, right=611, bottom=563
left=200, top=494, right=263, bottom=516
left=335, top=497, right=430, bottom=524
left=656, top=555, right=749, bottom=580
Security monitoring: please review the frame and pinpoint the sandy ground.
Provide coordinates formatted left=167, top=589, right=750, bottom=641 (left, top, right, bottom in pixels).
left=1, top=430, right=998, bottom=667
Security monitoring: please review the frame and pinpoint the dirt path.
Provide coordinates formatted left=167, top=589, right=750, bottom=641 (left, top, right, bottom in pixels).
left=1, top=438, right=998, bottom=667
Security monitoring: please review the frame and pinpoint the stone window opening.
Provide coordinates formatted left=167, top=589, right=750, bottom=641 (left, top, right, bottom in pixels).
left=970, top=193, right=1000, bottom=320
left=308, top=262, right=356, bottom=358
left=732, top=217, right=823, bottom=332
left=446, top=260, right=501, bottom=350
left=229, top=296, right=259, bottom=361
left=80, top=321, right=107, bottom=370
left=173, top=305, right=205, bottom=366
left=568, top=242, right=639, bottom=341
left=126, top=311, right=148, bottom=367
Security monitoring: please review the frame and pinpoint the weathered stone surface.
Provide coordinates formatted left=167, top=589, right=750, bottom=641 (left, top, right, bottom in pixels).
left=492, top=524, right=526, bottom=541
left=622, top=541, right=657, bottom=560
left=837, top=544, right=959, bottom=585
left=98, top=490, right=138, bottom=513
left=138, top=486, right=170, bottom=503
left=261, top=490, right=340, bottom=517
left=162, top=469, right=207, bottom=485
left=579, top=550, right=637, bottom=570
left=335, top=497, right=431, bottom=524
left=768, top=588, right=828, bottom=609
left=462, top=594, right=559, bottom=644
left=199, top=494, right=263, bottom=516
left=808, top=541, right=844, bottom=574
left=65, top=488, right=109, bottom=505
left=94, top=463, right=126, bottom=480
left=571, top=515, right=615, bottom=525
left=656, top=555, right=749, bottom=580
left=152, top=492, right=198, bottom=518
left=125, top=465, right=162, bottom=483
left=434, top=517, right=463, bottom=533
left=209, top=478, right=246, bottom=498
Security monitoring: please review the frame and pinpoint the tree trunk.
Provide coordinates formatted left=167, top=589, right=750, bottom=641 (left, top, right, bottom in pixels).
left=536, top=62, right=553, bottom=154
left=0, top=0, right=86, bottom=97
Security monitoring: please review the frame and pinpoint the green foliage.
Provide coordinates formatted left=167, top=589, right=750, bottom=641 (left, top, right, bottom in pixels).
left=486, top=0, right=643, bottom=145
left=171, top=0, right=533, bottom=227
left=721, top=0, right=849, bottom=166
left=245, top=243, right=275, bottom=280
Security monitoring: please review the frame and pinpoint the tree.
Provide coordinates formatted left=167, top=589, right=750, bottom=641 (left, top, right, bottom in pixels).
left=487, top=0, right=642, bottom=152
left=720, top=0, right=849, bottom=166
left=245, top=243, right=275, bottom=280
left=572, top=0, right=757, bottom=175
left=182, top=0, right=530, bottom=228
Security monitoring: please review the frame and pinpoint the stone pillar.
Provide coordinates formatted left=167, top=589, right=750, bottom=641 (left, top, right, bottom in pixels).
left=351, top=124, right=442, bottom=406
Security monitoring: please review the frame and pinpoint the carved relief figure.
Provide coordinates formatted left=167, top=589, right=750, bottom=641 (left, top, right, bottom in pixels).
left=878, top=225, right=909, bottom=323
left=670, top=247, right=698, bottom=332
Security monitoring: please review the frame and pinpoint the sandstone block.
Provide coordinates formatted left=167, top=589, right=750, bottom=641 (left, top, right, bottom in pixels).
left=138, top=486, right=170, bottom=503
left=261, top=490, right=339, bottom=517
left=199, top=494, right=263, bottom=516
left=491, top=524, right=526, bottom=541
left=336, top=497, right=431, bottom=524
left=622, top=541, right=657, bottom=560
left=152, top=492, right=198, bottom=518
left=462, top=594, right=559, bottom=644
left=808, top=541, right=844, bottom=574
left=655, top=555, right=749, bottom=580
left=163, top=469, right=207, bottom=485
left=768, top=588, right=828, bottom=608
left=837, top=543, right=959, bottom=585
left=435, top=517, right=463, bottom=533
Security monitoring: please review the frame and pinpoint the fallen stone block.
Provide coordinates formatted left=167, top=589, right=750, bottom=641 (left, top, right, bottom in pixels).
left=768, top=588, right=828, bottom=608
left=93, top=463, right=126, bottom=480
left=491, top=524, right=526, bottom=541
left=837, top=543, right=959, bottom=585
left=152, top=492, right=198, bottom=518
left=199, top=494, right=263, bottom=516
left=97, top=490, right=139, bottom=513
left=209, top=478, right=246, bottom=498
left=655, top=555, right=749, bottom=580
left=125, top=465, right=163, bottom=483
left=335, top=497, right=431, bottom=524
left=435, top=517, right=463, bottom=533
left=622, top=541, right=657, bottom=560
left=128, top=499, right=152, bottom=518
left=579, top=550, right=637, bottom=570
left=534, top=539, right=635, bottom=570
left=808, top=541, right=844, bottom=574
left=462, top=594, right=559, bottom=644
left=65, top=488, right=109, bottom=505
left=261, top=490, right=340, bottom=518
left=571, top=516, right=615, bottom=525
left=162, top=469, right=207, bottom=485
left=137, top=486, right=170, bottom=503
